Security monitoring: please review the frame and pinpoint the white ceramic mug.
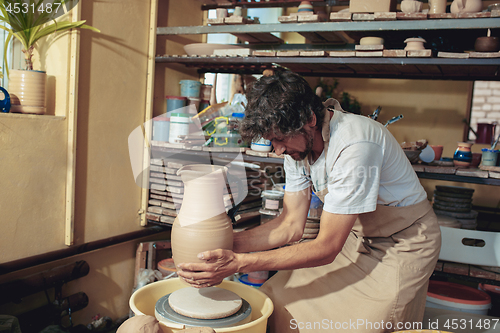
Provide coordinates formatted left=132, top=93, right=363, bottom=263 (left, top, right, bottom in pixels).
left=216, top=8, right=228, bottom=18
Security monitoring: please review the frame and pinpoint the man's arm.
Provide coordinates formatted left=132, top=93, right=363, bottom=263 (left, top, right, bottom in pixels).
left=232, top=188, right=312, bottom=254
left=177, top=208, right=358, bottom=288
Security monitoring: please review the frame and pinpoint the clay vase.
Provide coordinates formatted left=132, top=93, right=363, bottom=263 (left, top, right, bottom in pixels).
left=428, top=0, right=447, bottom=14
left=450, top=0, right=482, bottom=13
left=171, top=164, right=233, bottom=275
left=453, top=142, right=473, bottom=167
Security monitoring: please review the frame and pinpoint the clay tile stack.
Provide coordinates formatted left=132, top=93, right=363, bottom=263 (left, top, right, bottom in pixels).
left=433, top=185, right=478, bottom=229
left=301, top=217, right=320, bottom=241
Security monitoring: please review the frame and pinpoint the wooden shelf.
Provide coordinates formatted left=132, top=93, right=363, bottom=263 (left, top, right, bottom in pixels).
left=157, top=18, right=500, bottom=35
left=416, top=171, right=500, bottom=186
left=156, top=55, right=500, bottom=80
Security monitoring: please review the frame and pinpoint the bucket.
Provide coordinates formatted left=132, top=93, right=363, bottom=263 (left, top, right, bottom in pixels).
left=152, top=116, right=170, bottom=142
left=426, top=280, right=491, bottom=315
left=129, top=278, right=273, bottom=333
left=479, top=283, right=500, bottom=316
left=166, top=96, right=188, bottom=113
left=180, top=80, right=201, bottom=98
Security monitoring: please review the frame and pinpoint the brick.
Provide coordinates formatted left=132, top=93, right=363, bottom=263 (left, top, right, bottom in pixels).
left=474, top=81, right=490, bottom=89
left=472, top=96, right=486, bottom=103
left=489, top=82, right=500, bottom=89
left=487, top=111, right=500, bottom=118
left=493, top=104, right=500, bottom=111
left=476, top=118, right=490, bottom=123
left=474, top=89, right=492, bottom=96
left=482, top=104, right=493, bottom=111
left=472, top=106, right=483, bottom=112
left=493, top=89, right=500, bottom=96
left=471, top=111, right=486, bottom=118
left=443, top=262, right=469, bottom=276
left=470, top=266, right=500, bottom=280
left=487, top=96, right=500, bottom=104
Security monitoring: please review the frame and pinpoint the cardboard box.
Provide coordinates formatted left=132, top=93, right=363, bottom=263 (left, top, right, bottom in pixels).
left=349, top=0, right=397, bottom=13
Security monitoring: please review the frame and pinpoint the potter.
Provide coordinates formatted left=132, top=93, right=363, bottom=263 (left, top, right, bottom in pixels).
left=176, top=71, right=440, bottom=333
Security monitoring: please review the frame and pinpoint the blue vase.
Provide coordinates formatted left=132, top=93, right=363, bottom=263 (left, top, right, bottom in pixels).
left=453, top=142, right=473, bottom=167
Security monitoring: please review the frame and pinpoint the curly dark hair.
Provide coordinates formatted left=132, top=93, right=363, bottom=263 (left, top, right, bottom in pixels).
left=239, top=70, right=325, bottom=143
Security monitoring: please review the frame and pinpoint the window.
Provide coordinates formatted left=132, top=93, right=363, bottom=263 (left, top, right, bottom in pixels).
left=469, top=81, right=500, bottom=143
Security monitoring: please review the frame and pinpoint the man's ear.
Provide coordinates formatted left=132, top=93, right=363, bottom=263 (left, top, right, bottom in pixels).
left=305, top=112, right=317, bottom=129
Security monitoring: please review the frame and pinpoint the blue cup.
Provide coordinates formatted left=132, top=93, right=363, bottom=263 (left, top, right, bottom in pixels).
left=0, top=86, right=11, bottom=113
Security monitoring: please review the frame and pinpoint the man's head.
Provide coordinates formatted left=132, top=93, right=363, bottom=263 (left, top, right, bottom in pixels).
left=240, top=70, right=325, bottom=160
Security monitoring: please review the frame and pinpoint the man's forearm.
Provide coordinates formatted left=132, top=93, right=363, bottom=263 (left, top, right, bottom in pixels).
left=233, top=213, right=301, bottom=253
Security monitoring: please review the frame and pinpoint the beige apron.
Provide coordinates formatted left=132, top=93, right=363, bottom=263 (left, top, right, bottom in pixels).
left=260, top=105, right=441, bottom=333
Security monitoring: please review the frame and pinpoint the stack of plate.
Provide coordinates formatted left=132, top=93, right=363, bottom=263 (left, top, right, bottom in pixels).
left=301, top=217, right=320, bottom=241
left=433, top=185, right=477, bottom=229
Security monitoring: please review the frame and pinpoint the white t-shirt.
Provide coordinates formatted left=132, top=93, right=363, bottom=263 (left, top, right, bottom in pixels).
left=284, top=110, right=427, bottom=215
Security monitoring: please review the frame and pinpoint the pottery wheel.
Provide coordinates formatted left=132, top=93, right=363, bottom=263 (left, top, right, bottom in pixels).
left=155, top=290, right=252, bottom=329
left=168, top=287, right=242, bottom=320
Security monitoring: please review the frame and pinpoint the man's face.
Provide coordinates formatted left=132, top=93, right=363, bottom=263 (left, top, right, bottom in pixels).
left=265, top=129, right=314, bottom=161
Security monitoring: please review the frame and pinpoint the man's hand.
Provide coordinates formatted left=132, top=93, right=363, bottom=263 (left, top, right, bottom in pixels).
left=176, top=249, right=240, bottom=288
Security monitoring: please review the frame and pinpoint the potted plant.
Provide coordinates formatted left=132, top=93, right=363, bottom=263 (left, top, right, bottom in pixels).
left=0, top=0, right=99, bottom=114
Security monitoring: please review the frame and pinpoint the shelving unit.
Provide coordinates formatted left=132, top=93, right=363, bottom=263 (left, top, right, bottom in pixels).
left=147, top=4, right=500, bottom=223
left=157, top=18, right=500, bottom=79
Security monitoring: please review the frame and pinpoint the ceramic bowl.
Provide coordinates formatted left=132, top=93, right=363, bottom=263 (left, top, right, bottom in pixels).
left=184, top=43, right=243, bottom=56
left=403, top=150, right=421, bottom=163
left=360, top=37, right=384, bottom=45
left=474, top=36, right=500, bottom=52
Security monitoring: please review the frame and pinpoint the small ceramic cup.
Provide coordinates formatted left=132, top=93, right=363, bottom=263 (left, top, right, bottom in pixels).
left=481, top=148, right=499, bottom=166
left=216, top=8, right=228, bottom=19
left=233, top=6, right=242, bottom=16
left=430, top=145, right=443, bottom=161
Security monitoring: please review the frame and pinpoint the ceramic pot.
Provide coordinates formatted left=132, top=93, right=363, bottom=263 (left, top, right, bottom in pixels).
left=404, top=37, right=426, bottom=50
left=430, top=145, right=444, bottom=161
left=8, top=69, right=46, bottom=115
left=429, top=0, right=447, bottom=13
left=474, top=37, right=500, bottom=52
left=171, top=164, right=233, bottom=276
left=401, top=0, right=423, bottom=13
left=450, top=0, right=483, bottom=13
left=453, top=142, right=473, bottom=166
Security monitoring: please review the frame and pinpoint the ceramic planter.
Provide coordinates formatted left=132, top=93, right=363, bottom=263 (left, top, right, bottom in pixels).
left=8, top=69, right=46, bottom=115
left=171, top=164, right=233, bottom=283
